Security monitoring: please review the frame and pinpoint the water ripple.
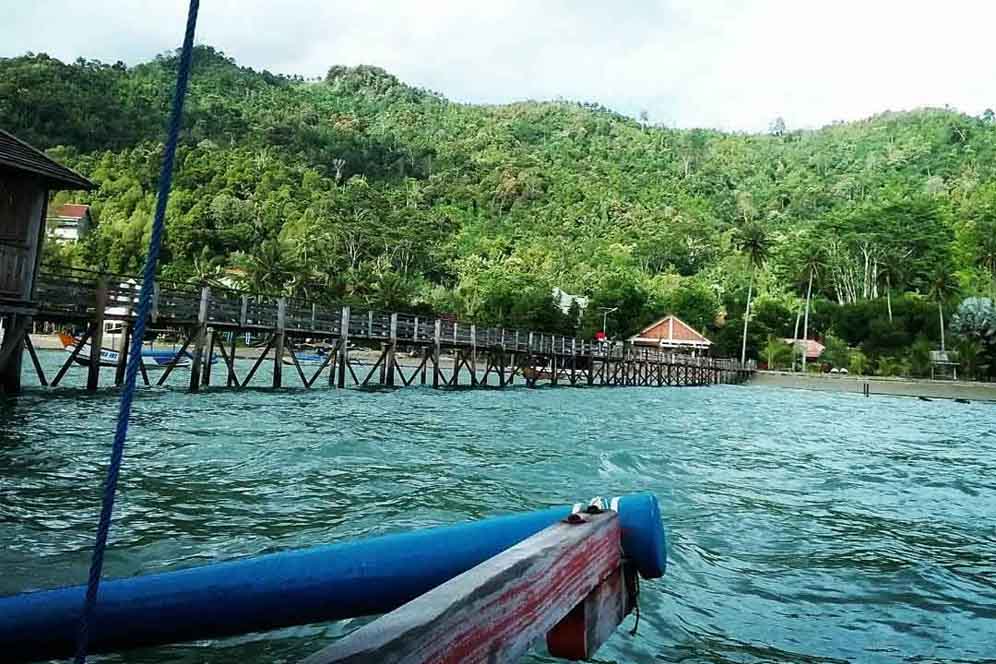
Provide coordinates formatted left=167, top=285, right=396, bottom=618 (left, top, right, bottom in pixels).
left=2, top=359, right=995, bottom=662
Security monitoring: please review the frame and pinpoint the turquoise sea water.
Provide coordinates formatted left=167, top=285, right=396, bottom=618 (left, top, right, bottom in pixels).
left=2, top=351, right=995, bottom=662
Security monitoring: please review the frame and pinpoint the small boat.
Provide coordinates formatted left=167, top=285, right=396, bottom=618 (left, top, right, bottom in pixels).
left=58, top=332, right=192, bottom=368
left=521, top=366, right=554, bottom=381
left=282, top=351, right=329, bottom=366
left=282, top=345, right=334, bottom=366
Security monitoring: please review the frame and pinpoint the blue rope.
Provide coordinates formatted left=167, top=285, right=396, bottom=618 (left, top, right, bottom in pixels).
left=74, top=2, right=200, bottom=661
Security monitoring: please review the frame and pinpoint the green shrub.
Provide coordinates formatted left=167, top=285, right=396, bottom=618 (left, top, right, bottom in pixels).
left=956, top=337, right=982, bottom=379
left=823, top=334, right=850, bottom=369
left=877, top=356, right=910, bottom=377
left=907, top=337, right=933, bottom=377
left=849, top=350, right=869, bottom=375
left=763, top=335, right=794, bottom=370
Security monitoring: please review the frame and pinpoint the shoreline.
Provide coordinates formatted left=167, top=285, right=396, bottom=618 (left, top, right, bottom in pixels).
left=750, top=371, right=996, bottom=403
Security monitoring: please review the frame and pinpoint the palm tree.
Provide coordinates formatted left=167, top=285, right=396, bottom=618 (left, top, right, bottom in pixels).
left=928, top=266, right=959, bottom=352
left=189, top=250, right=226, bottom=288
left=799, top=246, right=825, bottom=372
left=238, top=239, right=298, bottom=294
left=734, top=222, right=772, bottom=364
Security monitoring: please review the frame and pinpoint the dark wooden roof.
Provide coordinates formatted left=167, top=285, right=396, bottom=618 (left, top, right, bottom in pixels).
left=0, top=129, right=94, bottom=190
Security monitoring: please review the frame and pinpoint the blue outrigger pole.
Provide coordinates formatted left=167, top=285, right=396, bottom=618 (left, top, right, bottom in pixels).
left=1, top=494, right=665, bottom=662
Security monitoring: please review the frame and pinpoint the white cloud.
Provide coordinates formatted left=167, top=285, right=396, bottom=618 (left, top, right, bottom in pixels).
left=3, top=1, right=995, bottom=131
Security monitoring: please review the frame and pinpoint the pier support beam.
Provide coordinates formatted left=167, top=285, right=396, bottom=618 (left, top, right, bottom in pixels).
left=114, top=322, right=133, bottom=387
left=189, top=286, right=210, bottom=392
left=201, top=327, right=215, bottom=387
left=273, top=298, right=286, bottom=388
left=432, top=320, right=442, bottom=388
left=87, top=278, right=108, bottom=392
left=0, top=314, right=28, bottom=394
left=336, top=306, right=350, bottom=389
left=470, top=325, right=478, bottom=386
left=385, top=313, right=398, bottom=386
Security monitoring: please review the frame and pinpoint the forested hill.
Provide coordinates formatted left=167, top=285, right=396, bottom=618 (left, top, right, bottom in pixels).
left=3, top=47, right=995, bottom=364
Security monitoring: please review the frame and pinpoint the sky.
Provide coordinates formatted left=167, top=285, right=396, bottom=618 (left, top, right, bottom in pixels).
left=3, top=1, right=995, bottom=132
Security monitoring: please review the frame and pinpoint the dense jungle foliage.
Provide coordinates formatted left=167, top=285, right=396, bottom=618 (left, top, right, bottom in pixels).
left=3, top=47, right=995, bottom=377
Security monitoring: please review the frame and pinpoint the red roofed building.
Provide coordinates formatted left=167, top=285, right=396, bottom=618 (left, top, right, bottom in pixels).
left=629, top=315, right=712, bottom=355
left=783, top=338, right=825, bottom=361
left=47, top=203, right=93, bottom=243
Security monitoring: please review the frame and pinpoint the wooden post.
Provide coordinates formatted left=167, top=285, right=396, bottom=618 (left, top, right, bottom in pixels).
left=151, top=282, right=160, bottom=324
left=587, top=343, right=595, bottom=386
left=550, top=336, right=559, bottom=386
left=386, top=313, right=398, bottom=386
left=240, top=295, right=248, bottom=328
left=525, top=331, right=535, bottom=388
left=201, top=327, right=215, bottom=387
left=188, top=286, right=210, bottom=392
left=498, top=345, right=507, bottom=387
left=273, top=298, right=286, bottom=388
left=469, top=324, right=478, bottom=386
left=421, top=346, right=430, bottom=385
left=0, top=315, right=27, bottom=393
left=547, top=564, right=635, bottom=660
left=337, top=306, right=350, bottom=388
left=433, top=319, right=442, bottom=388
left=570, top=338, right=577, bottom=386
left=114, top=321, right=133, bottom=386
left=451, top=349, right=462, bottom=386
left=228, top=330, right=238, bottom=387
left=367, top=310, right=373, bottom=338
left=301, top=511, right=624, bottom=664
left=87, top=277, right=107, bottom=391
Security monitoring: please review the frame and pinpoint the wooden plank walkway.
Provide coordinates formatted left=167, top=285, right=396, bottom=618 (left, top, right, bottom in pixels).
left=14, top=266, right=755, bottom=392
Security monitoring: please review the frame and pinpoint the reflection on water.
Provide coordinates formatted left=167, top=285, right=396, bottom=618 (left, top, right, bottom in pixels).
left=1, top=351, right=995, bottom=663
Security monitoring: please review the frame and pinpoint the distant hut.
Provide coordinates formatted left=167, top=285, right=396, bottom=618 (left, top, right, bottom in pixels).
left=629, top=315, right=712, bottom=356
left=0, top=129, right=93, bottom=392
left=783, top=338, right=825, bottom=363
left=47, top=203, right=93, bottom=243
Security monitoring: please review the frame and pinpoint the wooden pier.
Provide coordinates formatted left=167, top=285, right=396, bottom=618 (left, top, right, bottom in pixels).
left=3, top=267, right=754, bottom=393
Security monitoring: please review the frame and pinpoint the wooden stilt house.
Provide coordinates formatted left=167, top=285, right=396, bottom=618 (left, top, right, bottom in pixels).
left=0, top=129, right=93, bottom=392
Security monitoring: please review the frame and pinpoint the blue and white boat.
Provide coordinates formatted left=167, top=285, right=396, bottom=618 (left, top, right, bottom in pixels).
left=59, top=332, right=192, bottom=368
